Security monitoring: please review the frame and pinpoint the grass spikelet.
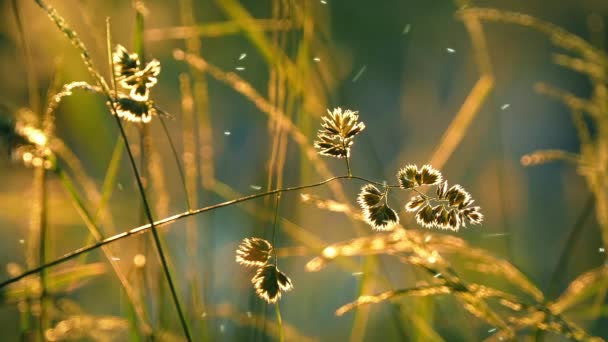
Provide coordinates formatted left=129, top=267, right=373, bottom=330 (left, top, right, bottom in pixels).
left=534, top=82, right=601, bottom=117
left=357, top=184, right=399, bottom=231
left=33, top=0, right=110, bottom=92
left=405, top=195, right=425, bottom=212
left=520, top=149, right=580, bottom=166
left=397, top=164, right=442, bottom=189
left=335, top=285, right=452, bottom=316
left=251, top=264, right=293, bottom=304
left=236, top=237, right=273, bottom=267
left=458, top=8, right=608, bottom=63
left=550, top=265, right=608, bottom=314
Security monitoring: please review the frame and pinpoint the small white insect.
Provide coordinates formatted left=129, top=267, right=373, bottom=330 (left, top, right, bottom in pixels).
left=250, top=185, right=262, bottom=190
left=352, top=65, right=367, bottom=82
left=402, top=24, right=411, bottom=35
left=446, top=48, right=456, bottom=54
left=320, top=0, right=327, bottom=4
left=238, top=53, right=247, bottom=60
left=224, top=131, right=231, bottom=136
left=600, top=247, right=605, bottom=253
left=313, top=57, right=321, bottom=62
left=235, top=66, right=245, bottom=71
left=501, top=104, right=510, bottom=110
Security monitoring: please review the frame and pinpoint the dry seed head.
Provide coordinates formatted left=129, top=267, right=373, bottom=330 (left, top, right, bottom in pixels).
left=358, top=184, right=399, bottom=230
left=436, top=181, right=448, bottom=199
left=236, top=237, right=273, bottom=267
left=405, top=195, right=426, bottom=212
left=321, top=107, right=366, bottom=139
left=447, top=209, right=461, bottom=231
left=362, top=204, right=399, bottom=231
left=357, top=184, right=384, bottom=209
left=419, top=165, right=443, bottom=185
left=398, top=164, right=442, bottom=189
left=461, top=206, right=484, bottom=225
left=251, top=264, right=293, bottom=303
left=120, top=59, right=161, bottom=102
left=446, top=184, right=471, bottom=207
left=415, top=204, right=436, bottom=228
left=112, top=44, right=161, bottom=102
left=113, top=44, right=140, bottom=80
left=313, top=107, right=365, bottom=158
left=313, top=133, right=350, bottom=158
left=113, top=95, right=155, bottom=123
left=434, top=206, right=450, bottom=229
left=397, top=164, right=418, bottom=189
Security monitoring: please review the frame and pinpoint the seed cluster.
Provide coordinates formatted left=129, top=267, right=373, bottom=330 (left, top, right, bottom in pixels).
left=111, top=45, right=161, bottom=123
left=313, top=108, right=365, bottom=158
left=235, top=237, right=293, bottom=303
left=357, top=184, right=399, bottom=231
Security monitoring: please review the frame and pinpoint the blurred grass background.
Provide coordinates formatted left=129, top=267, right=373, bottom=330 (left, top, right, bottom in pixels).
left=0, top=0, right=606, bottom=340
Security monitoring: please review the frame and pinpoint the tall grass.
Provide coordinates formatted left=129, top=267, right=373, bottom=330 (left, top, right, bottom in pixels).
left=0, top=1, right=606, bottom=341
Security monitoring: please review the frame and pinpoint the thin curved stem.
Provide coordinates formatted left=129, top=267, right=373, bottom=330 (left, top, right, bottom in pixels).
left=270, top=193, right=284, bottom=341
left=112, top=107, right=193, bottom=342
left=158, top=115, right=192, bottom=210
left=343, top=140, right=352, bottom=177
left=0, top=175, right=384, bottom=289
left=275, top=301, right=284, bottom=342
left=36, top=168, right=48, bottom=342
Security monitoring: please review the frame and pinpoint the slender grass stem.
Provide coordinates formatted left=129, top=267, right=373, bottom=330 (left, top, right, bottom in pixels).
left=112, top=100, right=193, bottom=341
left=55, top=167, right=151, bottom=334
left=158, top=115, right=192, bottom=210
left=126, top=9, right=192, bottom=339
left=272, top=194, right=281, bottom=258
left=0, top=175, right=386, bottom=289
left=342, top=140, right=352, bottom=177
left=271, top=193, right=284, bottom=341
left=36, top=167, right=47, bottom=342
left=275, top=301, right=284, bottom=342
left=12, top=0, right=40, bottom=115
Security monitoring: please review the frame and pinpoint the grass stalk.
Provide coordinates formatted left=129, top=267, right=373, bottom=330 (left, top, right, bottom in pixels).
left=0, top=175, right=395, bottom=289
left=274, top=302, right=284, bottom=342
left=271, top=193, right=284, bottom=342
left=158, top=116, right=191, bottom=210
left=55, top=166, right=151, bottom=335
left=35, top=167, right=48, bottom=342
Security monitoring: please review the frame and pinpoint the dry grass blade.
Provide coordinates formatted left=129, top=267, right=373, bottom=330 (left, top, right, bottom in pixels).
left=45, top=314, right=129, bottom=341
left=428, top=74, right=494, bottom=169
left=52, top=139, right=115, bottom=232
left=2, top=262, right=105, bottom=301
left=534, top=82, right=602, bottom=117
left=520, top=149, right=581, bottom=167
left=430, top=234, right=544, bottom=302
left=550, top=265, right=608, bottom=314
left=552, top=54, right=605, bottom=79
left=455, top=292, right=512, bottom=334
left=145, top=20, right=298, bottom=41
left=458, top=8, right=608, bottom=63
left=335, top=285, right=451, bottom=316
left=305, top=229, right=420, bottom=272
